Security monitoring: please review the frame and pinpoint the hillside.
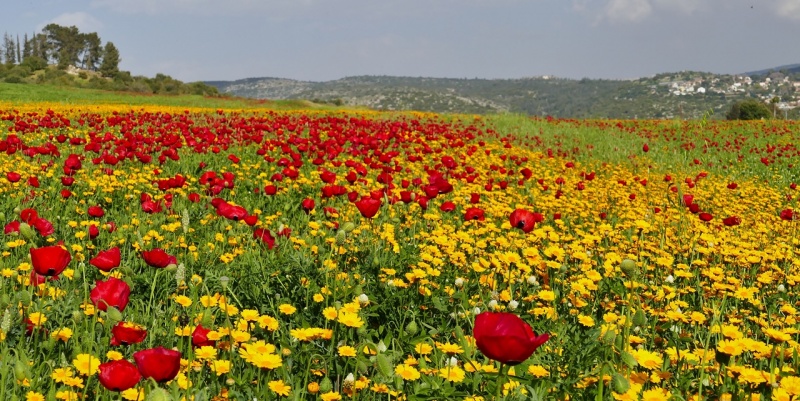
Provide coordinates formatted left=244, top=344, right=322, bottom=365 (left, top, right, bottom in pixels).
left=208, top=70, right=800, bottom=119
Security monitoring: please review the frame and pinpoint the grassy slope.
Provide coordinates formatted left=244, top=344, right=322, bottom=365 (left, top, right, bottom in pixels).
left=0, top=82, right=325, bottom=110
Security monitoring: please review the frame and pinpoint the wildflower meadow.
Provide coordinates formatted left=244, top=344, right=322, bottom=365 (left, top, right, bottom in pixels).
left=0, top=101, right=799, bottom=401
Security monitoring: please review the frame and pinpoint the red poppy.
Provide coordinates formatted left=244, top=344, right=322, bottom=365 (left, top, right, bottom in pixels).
left=216, top=202, right=248, bottom=221
left=30, top=245, right=72, bottom=276
left=98, top=360, right=141, bottom=392
left=642, top=144, right=649, bottom=153
left=32, top=218, right=54, bottom=237
left=264, top=185, right=277, bottom=195
left=192, top=324, right=216, bottom=348
left=90, top=247, right=121, bottom=272
left=6, top=172, right=21, bottom=183
left=301, top=198, right=315, bottom=213
left=253, top=228, right=276, bottom=249
left=89, top=224, right=100, bottom=240
left=134, top=347, right=182, bottom=383
left=88, top=206, right=105, bottom=218
left=722, top=216, right=741, bottom=226
left=508, top=209, right=542, bottom=234
left=110, top=322, right=148, bottom=346
left=464, top=207, right=485, bottom=221
left=4, top=221, right=20, bottom=235
left=780, top=209, right=795, bottom=221
left=355, top=197, right=381, bottom=219
left=90, top=277, right=131, bottom=312
left=60, top=189, right=72, bottom=199
left=141, top=248, right=177, bottom=268
left=439, top=201, right=456, bottom=212
left=473, top=311, right=549, bottom=365
left=698, top=212, right=713, bottom=222
left=20, top=208, right=38, bottom=223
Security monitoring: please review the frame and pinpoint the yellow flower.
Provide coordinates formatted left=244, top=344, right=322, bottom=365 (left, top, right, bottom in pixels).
left=395, top=364, right=421, bottom=380
left=279, top=304, right=297, bottom=315
left=51, top=327, right=73, bottom=342
left=195, top=346, right=217, bottom=361
left=313, top=293, right=324, bottom=302
left=51, top=368, right=75, bottom=384
left=528, top=365, right=550, bottom=378
left=240, top=309, right=260, bottom=321
left=73, top=354, right=101, bottom=376
left=106, top=350, right=124, bottom=361
left=630, top=349, right=664, bottom=371
left=322, top=307, right=338, bottom=320
left=25, top=391, right=45, bottom=401
left=338, top=345, right=357, bottom=357
left=121, top=388, right=144, bottom=401
left=320, top=392, right=342, bottom=401
left=269, top=380, right=292, bottom=396
left=258, top=315, right=279, bottom=331
left=173, top=295, right=193, bottom=307
left=578, top=315, right=595, bottom=327
left=438, top=365, right=466, bottom=382
left=436, top=342, right=464, bottom=355
left=337, top=311, right=364, bottom=328
left=415, top=342, right=433, bottom=355
left=28, top=312, right=47, bottom=327
left=210, top=360, right=231, bottom=376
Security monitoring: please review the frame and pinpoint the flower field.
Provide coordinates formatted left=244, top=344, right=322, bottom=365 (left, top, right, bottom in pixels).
left=0, top=101, right=799, bottom=401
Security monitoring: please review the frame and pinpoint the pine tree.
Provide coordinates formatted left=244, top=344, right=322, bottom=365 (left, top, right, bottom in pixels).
left=22, top=33, right=30, bottom=61
left=3, top=33, right=16, bottom=65
left=99, top=41, right=120, bottom=78
left=15, top=35, right=21, bottom=64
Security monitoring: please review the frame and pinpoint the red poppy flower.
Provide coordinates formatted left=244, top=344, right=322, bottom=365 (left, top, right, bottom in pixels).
left=722, top=216, right=741, bottom=226
left=4, top=221, right=20, bottom=235
left=642, top=144, right=649, bottom=153
left=134, top=347, right=182, bottom=383
left=355, top=197, right=381, bottom=219
left=698, top=212, right=713, bottom=222
left=60, top=189, right=72, bottom=199
left=6, top=172, right=21, bottom=183
left=264, top=185, right=277, bottom=195
left=301, top=198, right=315, bottom=213
left=780, top=209, right=795, bottom=221
left=30, top=245, right=72, bottom=276
left=439, top=201, right=456, bottom=212
left=32, top=218, right=54, bottom=237
left=253, top=228, right=275, bottom=249
left=20, top=208, right=38, bottom=223
left=473, top=311, right=549, bottom=365
left=508, top=209, right=542, bottom=234
left=88, top=206, right=105, bottom=218
left=90, top=277, right=131, bottom=312
left=141, top=248, right=177, bottom=268
left=110, top=322, right=148, bottom=346
left=192, top=324, right=216, bottom=348
left=216, top=202, right=248, bottom=221
left=98, top=360, right=141, bottom=392
left=90, top=247, right=121, bottom=272
left=464, top=207, right=485, bottom=221
left=89, top=224, right=100, bottom=240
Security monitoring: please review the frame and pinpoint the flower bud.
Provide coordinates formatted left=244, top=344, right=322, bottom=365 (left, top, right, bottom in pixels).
left=404, top=320, right=418, bottom=336
left=342, top=222, right=356, bottom=233
left=19, top=223, right=36, bottom=240
left=508, top=300, right=519, bottom=311
left=632, top=309, right=647, bottom=327
left=335, top=230, right=347, bottom=245
left=307, top=382, right=320, bottom=394
left=219, top=276, right=230, bottom=290
left=146, top=387, right=173, bottom=401
left=527, top=276, right=538, bottom=285
left=611, top=373, right=630, bottom=394
left=620, top=259, right=638, bottom=278
left=319, top=377, right=333, bottom=393
left=454, top=278, right=464, bottom=288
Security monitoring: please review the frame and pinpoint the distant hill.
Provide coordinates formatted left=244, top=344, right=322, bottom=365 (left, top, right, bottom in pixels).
left=207, top=67, right=800, bottom=119
left=743, top=64, right=800, bottom=77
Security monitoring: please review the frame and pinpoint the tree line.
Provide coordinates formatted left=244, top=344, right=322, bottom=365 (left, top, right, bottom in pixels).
left=2, top=24, right=120, bottom=77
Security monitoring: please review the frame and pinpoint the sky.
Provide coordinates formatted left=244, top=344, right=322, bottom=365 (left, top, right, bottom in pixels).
left=4, top=0, right=800, bottom=83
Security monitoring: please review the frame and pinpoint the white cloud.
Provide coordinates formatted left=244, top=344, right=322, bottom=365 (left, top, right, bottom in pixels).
left=653, top=0, right=704, bottom=14
left=42, top=12, right=104, bottom=32
left=775, top=0, right=800, bottom=20
left=603, top=0, right=653, bottom=22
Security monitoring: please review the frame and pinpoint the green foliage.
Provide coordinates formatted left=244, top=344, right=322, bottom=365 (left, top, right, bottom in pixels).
left=99, top=41, right=120, bottom=78
left=726, top=99, right=772, bottom=120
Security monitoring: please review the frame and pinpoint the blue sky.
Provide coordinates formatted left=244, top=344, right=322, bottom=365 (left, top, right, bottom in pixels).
left=5, top=0, right=800, bottom=82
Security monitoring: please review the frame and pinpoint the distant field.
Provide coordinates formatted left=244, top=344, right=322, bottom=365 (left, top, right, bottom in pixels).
left=0, top=82, right=322, bottom=110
